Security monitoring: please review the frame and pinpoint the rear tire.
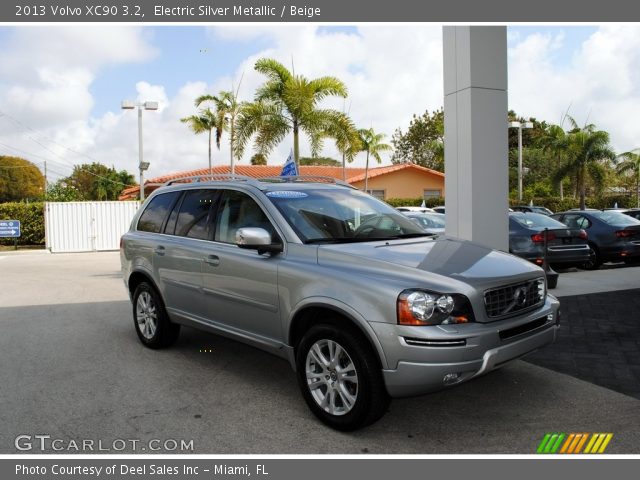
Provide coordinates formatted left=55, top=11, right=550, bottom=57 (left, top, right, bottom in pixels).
left=296, top=323, right=390, bottom=431
left=132, top=282, right=180, bottom=349
left=581, top=244, right=601, bottom=271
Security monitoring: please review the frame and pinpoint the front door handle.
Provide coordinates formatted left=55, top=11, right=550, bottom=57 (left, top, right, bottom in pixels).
left=154, top=245, right=166, bottom=256
left=205, top=254, right=220, bottom=266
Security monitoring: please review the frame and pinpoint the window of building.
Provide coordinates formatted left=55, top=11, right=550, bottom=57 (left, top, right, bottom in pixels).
left=423, top=189, right=442, bottom=199
left=367, top=189, right=385, bottom=200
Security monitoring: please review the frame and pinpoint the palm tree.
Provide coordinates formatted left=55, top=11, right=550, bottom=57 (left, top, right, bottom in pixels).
left=617, top=150, right=640, bottom=208
left=357, top=128, right=392, bottom=192
left=180, top=107, right=224, bottom=175
left=537, top=124, right=569, bottom=199
left=319, top=112, right=361, bottom=180
left=197, top=89, right=243, bottom=174
left=553, top=117, right=615, bottom=210
left=235, top=58, right=348, bottom=168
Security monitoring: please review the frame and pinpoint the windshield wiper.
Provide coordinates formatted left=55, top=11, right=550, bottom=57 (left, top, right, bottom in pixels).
left=304, top=237, right=358, bottom=244
left=391, top=232, right=437, bottom=238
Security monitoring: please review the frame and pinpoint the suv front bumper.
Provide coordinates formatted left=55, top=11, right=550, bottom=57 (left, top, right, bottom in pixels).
left=375, top=297, right=560, bottom=397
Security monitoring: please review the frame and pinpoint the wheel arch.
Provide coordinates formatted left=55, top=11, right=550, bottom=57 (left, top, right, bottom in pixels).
left=287, top=300, right=389, bottom=370
left=127, top=269, right=162, bottom=299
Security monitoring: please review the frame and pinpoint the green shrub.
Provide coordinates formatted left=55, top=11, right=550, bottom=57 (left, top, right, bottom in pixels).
left=0, top=202, right=45, bottom=245
left=385, top=197, right=445, bottom=208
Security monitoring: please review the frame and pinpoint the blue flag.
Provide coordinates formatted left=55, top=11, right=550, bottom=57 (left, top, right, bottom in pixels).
left=280, top=150, right=298, bottom=177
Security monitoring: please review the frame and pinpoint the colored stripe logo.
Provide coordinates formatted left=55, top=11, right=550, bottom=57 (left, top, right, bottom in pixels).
left=537, top=433, right=613, bottom=454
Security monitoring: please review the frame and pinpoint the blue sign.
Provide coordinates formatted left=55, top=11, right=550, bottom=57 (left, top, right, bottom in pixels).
left=0, top=220, right=21, bottom=238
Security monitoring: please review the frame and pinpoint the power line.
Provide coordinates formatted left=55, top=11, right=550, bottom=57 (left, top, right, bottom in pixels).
left=0, top=110, right=137, bottom=188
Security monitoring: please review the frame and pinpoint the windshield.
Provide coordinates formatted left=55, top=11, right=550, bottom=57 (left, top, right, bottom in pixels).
left=590, top=211, right=640, bottom=226
left=511, top=212, right=566, bottom=229
left=265, top=188, right=428, bottom=243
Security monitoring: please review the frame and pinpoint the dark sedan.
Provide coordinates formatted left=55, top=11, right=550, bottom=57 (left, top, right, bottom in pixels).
left=623, top=208, right=640, bottom=221
left=551, top=210, right=640, bottom=269
left=509, top=212, right=592, bottom=271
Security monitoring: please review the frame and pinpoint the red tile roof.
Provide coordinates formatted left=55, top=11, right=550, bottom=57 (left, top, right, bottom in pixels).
left=118, top=163, right=442, bottom=200
left=347, top=163, right=444, bottom=183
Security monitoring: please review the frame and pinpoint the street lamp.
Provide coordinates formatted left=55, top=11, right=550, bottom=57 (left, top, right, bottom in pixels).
left=508, top=120, right=533, bottom=201
left=121, top=100, right=158, bottom=201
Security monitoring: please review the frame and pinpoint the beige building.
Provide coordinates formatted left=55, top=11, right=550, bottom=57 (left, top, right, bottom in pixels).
left=119, top=163, right=445, bottom=201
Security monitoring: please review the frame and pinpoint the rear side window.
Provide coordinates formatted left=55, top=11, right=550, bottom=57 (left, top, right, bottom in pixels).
left=137, top=192, right=181, bottom=233
left=174, top=189, right=218, bottom=239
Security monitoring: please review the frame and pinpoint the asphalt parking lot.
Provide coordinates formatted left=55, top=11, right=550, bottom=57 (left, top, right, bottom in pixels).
left=1, top=251, right=639, bottom=454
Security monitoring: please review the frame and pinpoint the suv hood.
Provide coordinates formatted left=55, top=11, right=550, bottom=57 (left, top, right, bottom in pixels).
left=317, top=236, right=543, bottom=290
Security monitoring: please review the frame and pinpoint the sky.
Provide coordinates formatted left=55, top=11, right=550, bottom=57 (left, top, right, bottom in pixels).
left=1, top=24, right=640, bottom=184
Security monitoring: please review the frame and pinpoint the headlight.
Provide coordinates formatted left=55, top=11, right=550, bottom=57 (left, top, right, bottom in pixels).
left=397, top=290, right=474, bottom=326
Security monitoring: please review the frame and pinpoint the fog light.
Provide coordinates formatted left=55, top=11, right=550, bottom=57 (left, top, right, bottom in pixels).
left=546, top=313, right=554, bottom=322
left=443, top=373, right=460, bottom=385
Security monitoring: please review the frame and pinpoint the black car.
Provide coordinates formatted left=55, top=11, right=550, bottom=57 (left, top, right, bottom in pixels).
left=509, top=212, right=592, bottom=274
left=512, top=205, right=554, bottom=216
left=622, top=208, right=640, bottom=221
left=551, top=210, right=640, bottom=269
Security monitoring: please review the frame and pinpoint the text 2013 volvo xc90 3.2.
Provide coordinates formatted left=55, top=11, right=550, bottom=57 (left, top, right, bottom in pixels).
left=120, top=175, right=560, bottom=430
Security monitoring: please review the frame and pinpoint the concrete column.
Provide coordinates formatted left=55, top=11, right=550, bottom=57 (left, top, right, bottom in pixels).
left=443, top=26, right=509, bottom=251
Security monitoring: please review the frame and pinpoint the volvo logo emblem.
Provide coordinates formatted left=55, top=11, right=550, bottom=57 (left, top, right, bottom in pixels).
left=513, top=287, right=528, bottom=307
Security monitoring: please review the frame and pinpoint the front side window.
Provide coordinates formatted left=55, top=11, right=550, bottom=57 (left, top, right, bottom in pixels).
left=266, top=188, right=426, bottom=243
left=214, top=190, right=277, bottom=244
left=137, top=191, right=181, bottom=233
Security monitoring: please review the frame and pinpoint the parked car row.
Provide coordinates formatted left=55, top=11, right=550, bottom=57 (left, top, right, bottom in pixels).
left=398, top=207, right=640, bottom=281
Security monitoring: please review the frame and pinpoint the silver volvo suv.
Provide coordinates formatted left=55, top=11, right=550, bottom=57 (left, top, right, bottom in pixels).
left=120, top=175, right=560, bottom=430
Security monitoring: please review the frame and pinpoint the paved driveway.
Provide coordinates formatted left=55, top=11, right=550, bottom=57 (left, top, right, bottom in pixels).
left=1, top=251, right=639, bottom=454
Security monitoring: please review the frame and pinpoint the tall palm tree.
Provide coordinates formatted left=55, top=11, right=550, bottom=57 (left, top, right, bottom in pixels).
left=180, top=108, right=224, bottom=175
left=553, top=117, right=615, bottom=210
left=617, top=150, right=640, bottom=208
left=357, top=128, right=392, bottom=192
left=235, top=58, right=348, bottom=168
left=197, top=89, right=243, bottom=174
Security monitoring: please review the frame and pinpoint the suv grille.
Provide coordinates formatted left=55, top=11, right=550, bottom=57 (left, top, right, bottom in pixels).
left=484, top=278, right=545, bottom=319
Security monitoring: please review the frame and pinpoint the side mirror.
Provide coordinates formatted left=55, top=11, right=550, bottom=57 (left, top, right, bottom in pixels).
left=235, top=227, right=283, bottom=255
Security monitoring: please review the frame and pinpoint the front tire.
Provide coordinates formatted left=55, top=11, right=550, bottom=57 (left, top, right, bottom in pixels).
left=296, top=323, right=390, bottom=431
left=132, top=282, right=180, bottom=349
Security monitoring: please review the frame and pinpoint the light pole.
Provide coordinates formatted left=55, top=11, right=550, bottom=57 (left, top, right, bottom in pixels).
left=121, top=100, right=158, bottom=201
left=508, top=121, right=533, bottom=202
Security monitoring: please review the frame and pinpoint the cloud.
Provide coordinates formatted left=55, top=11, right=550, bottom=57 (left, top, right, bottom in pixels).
left=508, top=25, right=640, bottom=152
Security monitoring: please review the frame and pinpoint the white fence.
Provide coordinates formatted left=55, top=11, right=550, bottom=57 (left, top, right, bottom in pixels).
left=45, top=201, right=140, bottom=253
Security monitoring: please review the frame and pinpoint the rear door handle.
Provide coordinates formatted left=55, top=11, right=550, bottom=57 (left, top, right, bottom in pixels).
left=154, top=245, right=166, bottom=256
left=205, top=254, right=220, bottom=266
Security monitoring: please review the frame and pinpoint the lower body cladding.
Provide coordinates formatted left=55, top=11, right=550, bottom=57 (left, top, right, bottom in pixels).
left=373, top=296, right=560, bottom=397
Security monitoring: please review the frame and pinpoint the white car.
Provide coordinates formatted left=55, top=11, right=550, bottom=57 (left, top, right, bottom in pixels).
left=396, top=206, right=435, bottom=213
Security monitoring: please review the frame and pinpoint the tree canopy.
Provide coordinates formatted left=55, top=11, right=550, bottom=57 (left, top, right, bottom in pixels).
left=235, top=58, right=349, bottom=167
left=0, top=156, right=45, bottom=202
left=391, top=109, right=444, bottom=171
left=59, top=163, right=136, bottom=201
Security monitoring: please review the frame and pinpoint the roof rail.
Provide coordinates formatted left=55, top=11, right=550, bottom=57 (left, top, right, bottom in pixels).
left=256, top=176, right=354, bottom=188
left=163, top=174, right=254, bottom=186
